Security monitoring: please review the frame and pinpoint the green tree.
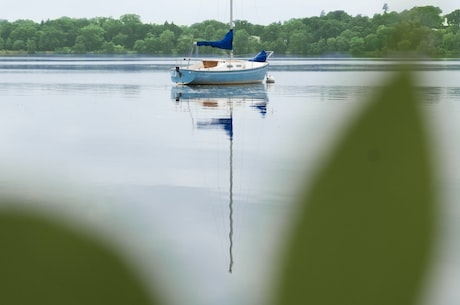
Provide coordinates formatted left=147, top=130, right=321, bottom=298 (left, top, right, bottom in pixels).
left=133, top=39, right=146, bottom=53
left=303, top=16, right=323, bottom=42
left=248, top=35, right=262, bottom=54
left=168, top=22, right=183, bottom=37
left=204, top=24, right=215, bottom=40
left=120, top=14, right=142, bottom=25
left=9, top=20, right=37, bottom=38
left=287, top=30, right=310, bottom=55
left=73, top=24, right=105, bottom=52
left=326, top=10, right=352, bottom=23
left=38, top=27, right=65, bottom=51
left=350, top=15, right=372, bottom=37
left=397, top=39, right=411, bottom=51
left=234, top=29, right=250, bottom=55
left=143, top=34, right=161, bottom=54
left=12, top=39, right=25, bottom=50
left=404, top=6, right=443, bottom=29
left=376, top=24, right=395, bottom=50
left=383, top=3, right=389, bottom=14
left=442, top=32, right=460, bottom=53
left=159, top=29, right=175, bottom=54
left=416, top=28, right=441, bottom=56
left=9, top=20, right=38, bottom=49
left=350, top=36, right=364, bottom=55
left=189, top=20, right=226, bottom=39
left=317, top=38, right=327, bottom=53
left=364, top=33, right=379, bottom=51
left=0, top=20, right=13, bottom=43
left=50, top=17, right=89, bottom=48
left=261, top=22, right=282, bottom=46
left=283, top=19, right=307, bottom=39
left=335, top=29, right=357, bottom=52
left=326, top=37, right=337, bottom=52
left=101, top=41, right=126, bottom=54
left=101, top=18, right=122, bottom=42
left=26, top=38, right=36, bottom=53
left=119, top=14, right=146, bottom=49
left=445, top=9, right=460, bottom=26
left=175, top=33, right=194, bottom=54
left=266, top=37, right=287, bottom=54
left=335, top=36, right=349, bottom=52
left=319, top=19, right=347, bottom=40
left=112, top=33, right=128, bottom=47
left=308, top=39, right=327, bottom=55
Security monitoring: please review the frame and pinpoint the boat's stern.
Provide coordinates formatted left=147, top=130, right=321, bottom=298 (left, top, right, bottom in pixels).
left=171, top=66, right=195, bottom=85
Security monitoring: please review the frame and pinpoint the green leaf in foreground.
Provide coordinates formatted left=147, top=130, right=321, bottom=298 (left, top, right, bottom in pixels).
left=274, top=71, right=436, bottom=305
left=0, top=207, right=159, bottom=305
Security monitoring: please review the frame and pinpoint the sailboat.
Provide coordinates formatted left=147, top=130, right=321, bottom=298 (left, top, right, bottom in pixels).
left=170, top=0, right=273, bottom=85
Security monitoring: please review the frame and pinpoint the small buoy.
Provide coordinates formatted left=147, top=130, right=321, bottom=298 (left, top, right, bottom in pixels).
left=266, top=74, right=275, bottom=84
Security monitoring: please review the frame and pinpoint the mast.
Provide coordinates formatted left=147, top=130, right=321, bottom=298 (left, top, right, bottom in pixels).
left=230, top=0, right=234, bottom=60
left=230, top=0, right=233, bottom=29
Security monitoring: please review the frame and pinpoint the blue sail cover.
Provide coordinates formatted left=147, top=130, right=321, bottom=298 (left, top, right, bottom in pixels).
left=197, top=29, right=233, bottom=50
left=197, top=117, right=233, bottom=139
left=248, top=50, right=268, bottom=62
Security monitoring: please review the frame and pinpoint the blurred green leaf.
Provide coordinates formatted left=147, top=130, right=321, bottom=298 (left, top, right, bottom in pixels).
left=0, top=206, right=159, bottom=305
left=274, top=71, right=436, bottom=305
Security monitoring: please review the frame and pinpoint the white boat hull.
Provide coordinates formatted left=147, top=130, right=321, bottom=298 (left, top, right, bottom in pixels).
left=171, top=59, right=269, bottom=85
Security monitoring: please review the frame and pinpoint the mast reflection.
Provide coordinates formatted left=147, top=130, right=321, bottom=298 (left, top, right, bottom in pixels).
left=171, top=84, right=269, bottom=273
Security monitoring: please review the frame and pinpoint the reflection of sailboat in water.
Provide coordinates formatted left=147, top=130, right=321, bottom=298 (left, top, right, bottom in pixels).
left=172, top=83, right=269, bottom=118
left=171, top=84, right=269, bottom=273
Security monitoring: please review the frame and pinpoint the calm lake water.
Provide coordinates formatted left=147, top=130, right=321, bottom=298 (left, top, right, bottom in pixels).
left=1, top=56, right=460, bottom=305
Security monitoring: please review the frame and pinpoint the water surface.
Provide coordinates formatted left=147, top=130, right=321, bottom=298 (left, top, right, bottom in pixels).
left=1, top=56, right=460, bottom=305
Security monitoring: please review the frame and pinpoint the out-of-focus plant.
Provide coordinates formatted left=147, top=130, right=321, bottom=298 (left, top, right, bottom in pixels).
left=272, top=70, right=436, bottom=305
left=0, top=70, right=436, bottom=305
left=0, top=206, right=160, bottom=305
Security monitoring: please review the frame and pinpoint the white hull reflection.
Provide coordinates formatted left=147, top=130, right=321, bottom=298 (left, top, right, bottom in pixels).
left=171, top=83, right=269, bottom=118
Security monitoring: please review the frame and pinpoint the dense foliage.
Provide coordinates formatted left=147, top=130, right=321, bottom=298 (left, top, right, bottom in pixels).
left=1, top=6, right=460, bottom=57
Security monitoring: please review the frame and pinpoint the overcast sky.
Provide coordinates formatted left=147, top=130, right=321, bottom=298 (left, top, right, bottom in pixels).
left=1, top=0, right=457, bottom=25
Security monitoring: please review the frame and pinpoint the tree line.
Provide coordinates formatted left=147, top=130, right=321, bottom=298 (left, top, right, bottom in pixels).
left=1, top=6, right=460, bottom=57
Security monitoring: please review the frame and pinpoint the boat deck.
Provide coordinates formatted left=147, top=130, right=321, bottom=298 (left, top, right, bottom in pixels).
left=186, top=59, right=267, bottom=72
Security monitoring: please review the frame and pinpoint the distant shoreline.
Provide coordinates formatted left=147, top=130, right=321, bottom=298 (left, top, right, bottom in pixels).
left=1, top=7, right=460, bottom=58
